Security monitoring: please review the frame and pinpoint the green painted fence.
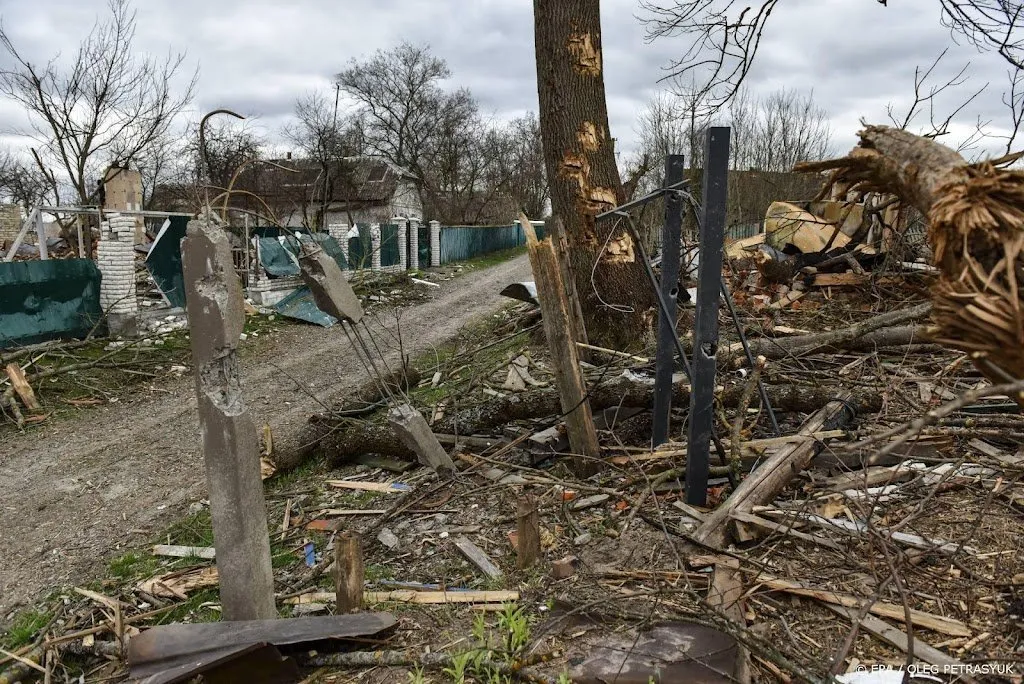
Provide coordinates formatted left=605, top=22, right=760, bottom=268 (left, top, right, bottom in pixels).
left=437, top=223, right=545, bottom=264
left=0, top=259, right=102, bottom=349
left=380, top=224, right=401, bottom=267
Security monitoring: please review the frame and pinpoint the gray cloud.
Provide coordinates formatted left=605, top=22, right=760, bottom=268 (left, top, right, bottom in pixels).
left=0, top=0, right=1015, bottom=164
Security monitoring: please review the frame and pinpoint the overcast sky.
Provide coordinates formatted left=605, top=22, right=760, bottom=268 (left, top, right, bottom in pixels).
left=0, top=0, right=1017, bottom=164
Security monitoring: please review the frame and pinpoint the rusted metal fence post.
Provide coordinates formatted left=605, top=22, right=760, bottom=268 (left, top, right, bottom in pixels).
left=182, top=218, right=277, bottom=621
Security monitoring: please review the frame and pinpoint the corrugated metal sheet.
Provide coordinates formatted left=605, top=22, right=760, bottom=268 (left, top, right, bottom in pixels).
left=257, top=237, right=301, bottom=277
left=380, top=224, right=400, bottom=267
left=273, top=286, right=337, bottom=327
left=145, top=217, right=189, bottom=308
left=0, top=259, right=102, bottom=348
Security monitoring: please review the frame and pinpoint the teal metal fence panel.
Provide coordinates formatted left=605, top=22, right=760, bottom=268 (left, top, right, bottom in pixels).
left=438, top=224, right=523, bottom=264
left=0, top=259, right=102, bottom=349
left=304, top=233, right=349, bottom=271
left=257, top=237, right=301, bottom=277
left=417, top=223, right=430, bottom=266
left=380, top=224, right=400, bottom=267
left=145, top=217, right=189, bottom=308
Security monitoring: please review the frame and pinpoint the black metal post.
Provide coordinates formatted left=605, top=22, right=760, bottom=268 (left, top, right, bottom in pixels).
left=652, top=155, right=685, bottom=447
left=686, top=127, right=730, bottom=506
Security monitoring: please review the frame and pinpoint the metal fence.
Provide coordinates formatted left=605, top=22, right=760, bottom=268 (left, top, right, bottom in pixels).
left=0, top=258, right=102, bottom=348
left=437, top=223, right=545, bottom=264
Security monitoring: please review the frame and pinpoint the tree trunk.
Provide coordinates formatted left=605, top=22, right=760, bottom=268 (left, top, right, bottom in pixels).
left=796, top=126, right=1024, bottom=394
left=533, top=0, right=654, bottom=349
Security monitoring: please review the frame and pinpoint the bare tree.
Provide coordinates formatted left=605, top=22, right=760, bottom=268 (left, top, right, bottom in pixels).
left=0, top=149, right=49, bottom=208
left=748, top=88, right=833, bottom=172
left=283, top=90, right=361, bottom=228
left=1000, top=67, right=1024, bottom=153
left=640, top=0, right=1023, bottom=112
left=0, top=0, right=196, bottom=210
left=336, top=42, right=475, bottom=182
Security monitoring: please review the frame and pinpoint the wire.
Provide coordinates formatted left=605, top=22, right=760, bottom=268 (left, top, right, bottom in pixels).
left=588, top=216, right=636, bottom=315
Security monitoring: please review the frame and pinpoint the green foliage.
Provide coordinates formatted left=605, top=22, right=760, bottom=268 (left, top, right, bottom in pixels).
left=2, top=609, right=51, bottom=649
left=407, top=665, right=427, bottom=683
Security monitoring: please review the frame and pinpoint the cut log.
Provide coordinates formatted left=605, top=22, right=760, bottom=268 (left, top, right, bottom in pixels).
left=334, top=531, right=364, bottom=614
left=5, top=363, right=39, bottom=410
left=691, top=395, right=855, bottom=547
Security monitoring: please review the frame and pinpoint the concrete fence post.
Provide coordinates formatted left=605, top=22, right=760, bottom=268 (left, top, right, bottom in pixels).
left=430, top=220, right=441, bottom=267
left=97, top=212, right=139, bottom=336
left=408, top=218, right=420, bottom=271
left=393, top=217, right=407, bottom=271
left=329, top=222, right=350, bottom=268
left=370, top=223, right=381, bottom=271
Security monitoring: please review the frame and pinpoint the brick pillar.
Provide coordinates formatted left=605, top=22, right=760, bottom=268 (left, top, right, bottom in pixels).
left=329, top=222, right=350, bottom=268
left=370, top=223, right=381, bottom=271
left=408, top=218, right=420, bottom=271
left=430, top=220, right=441, bottom=267
left=97, top=212, right=138, bottom=336
left=393, top=217, right=407, bottom=270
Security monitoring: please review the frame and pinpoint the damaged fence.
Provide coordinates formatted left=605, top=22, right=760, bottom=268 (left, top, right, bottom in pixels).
left=0, top=258, right=102, bottom=348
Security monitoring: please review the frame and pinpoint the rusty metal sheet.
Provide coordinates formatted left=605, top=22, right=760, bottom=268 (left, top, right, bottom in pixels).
left=128, top=613, right=397, bottom=684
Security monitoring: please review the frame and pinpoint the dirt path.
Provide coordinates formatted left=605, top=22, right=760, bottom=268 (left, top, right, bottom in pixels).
left=0, top=255, right=531, bottom=618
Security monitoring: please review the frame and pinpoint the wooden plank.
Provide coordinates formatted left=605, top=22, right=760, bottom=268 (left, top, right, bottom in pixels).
left=691, top=395, right=854, bottom=547
left=516, top=495, right=541, bottom=569
left=825, top=605, right=971, bottom=673
left=452, top=536, right=502, bottom=579
left=758, top=576, right=971, bottom=637
left=3, top=207, right=37, bottom=262
left=153, top=545, right=216, bottom=560
left=522, top=214, right=600, bottom=475
left=325, top=481, right=411, bottom=493
left=5, top=364, right=39, bottom=410
left=705, top=558, right=750, bottom=684
left=729, top=510, right=845, bottom=552
left=285, top=591, right=519, bottom=606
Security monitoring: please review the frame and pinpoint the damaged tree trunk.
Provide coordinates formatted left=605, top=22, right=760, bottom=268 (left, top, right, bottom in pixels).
left=533, top=0, right=654, bottom=348
left=796, top=126, right=1024, bottom=394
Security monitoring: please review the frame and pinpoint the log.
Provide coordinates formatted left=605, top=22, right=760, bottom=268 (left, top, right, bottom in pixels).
left=4, top=363, right=39, bottom=410
left=691, top=394, right=855, bottom=548
left=300, top=382, right=882, bottom=468
left=516, top=495, right=540, bottom=570
left=334, top=531, right=363, bottom=614
left=796, top=125, right=1024, bottom=395
left=727, top=303, right=931, bottom=358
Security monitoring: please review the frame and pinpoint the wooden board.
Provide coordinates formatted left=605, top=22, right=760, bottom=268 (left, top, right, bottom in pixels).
left=325, top=480, right=411, bottom=493
left=452, top=536, right=503, bottom=579
left=285, top=590, right=519, bottom=605
left=152, top=545, right=216, bottom=560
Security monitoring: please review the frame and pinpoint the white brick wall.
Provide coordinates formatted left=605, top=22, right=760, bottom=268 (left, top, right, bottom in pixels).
left=328, top=222, right=350, bottom=267
left=409, top=218, right=420, bottom=270
left=97, top=239, right=137, bottom=316
left=370, top=223, right=381, bottom=271
left=393, top=217, right=407, bottom=271
left=430, top=220, right=441, bottom=267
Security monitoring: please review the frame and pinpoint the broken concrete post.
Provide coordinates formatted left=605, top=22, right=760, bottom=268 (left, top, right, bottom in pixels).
left=387, top=403, right=455, bottom=476
left=182, top=218, right=276, bottom=621
left=429, top=220, right=441, bottom=267
left=334, top=531, right=364, bottom=614
left=297, top=242, right=363, bottom=324
left=328, top=222, right=350, bottom=268
left=370, top=223, right=381, bottom=271
left=392, top=217, right=407, bottom=270
left=408, top=218, right=420, bottom=270
left=97, top=212, right=139, bottom=337
left=516, top=495, right=541, bottom=570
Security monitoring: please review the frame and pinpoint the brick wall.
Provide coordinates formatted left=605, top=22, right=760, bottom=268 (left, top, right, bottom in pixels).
left=0, top=204, right=23, bottom=245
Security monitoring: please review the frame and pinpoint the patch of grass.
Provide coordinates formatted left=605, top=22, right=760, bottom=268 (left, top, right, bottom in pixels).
left=1, top=609, right=51, bottom=650
left=454, top=246, right=526, bottom=273
left=107, top=551, right=162, bottom=582
left=149, top=588, right=221, bottom=626
left=161, top=509, right=214, bottom=548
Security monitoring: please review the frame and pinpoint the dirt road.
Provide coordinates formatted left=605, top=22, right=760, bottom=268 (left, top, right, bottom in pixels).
left=0, top=255, right=531, bottom=618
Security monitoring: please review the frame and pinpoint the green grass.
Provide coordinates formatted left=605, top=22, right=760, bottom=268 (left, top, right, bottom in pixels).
left=453, top=246, right=525, bottom=273
left=1, top=609, right=51, bottom=650
left=107, top=551, right=162, bottom=583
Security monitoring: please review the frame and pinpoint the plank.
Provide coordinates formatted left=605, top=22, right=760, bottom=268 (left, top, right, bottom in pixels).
left=825, top=605, right=970, bottom=673
left=325, top=480, right=411, bottom=493
left=757, top=576, right=971, bottom=637
left=5, top=363, right=39, bottom=410
left=285, top=590, right=519, bottom=606
left=691, top=395, right=854, bottom=547
left=452, top=536, right=503, bottom=579
left=152, top=545, right=216, bottom=560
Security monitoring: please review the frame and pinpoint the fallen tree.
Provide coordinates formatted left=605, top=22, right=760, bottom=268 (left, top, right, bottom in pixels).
left=796, top=126, right=1024, bottom=395
left=277, top=378, right=883, bottom=469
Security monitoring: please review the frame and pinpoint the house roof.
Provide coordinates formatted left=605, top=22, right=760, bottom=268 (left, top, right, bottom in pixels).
left=255, top=156, right=416, bottom=205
